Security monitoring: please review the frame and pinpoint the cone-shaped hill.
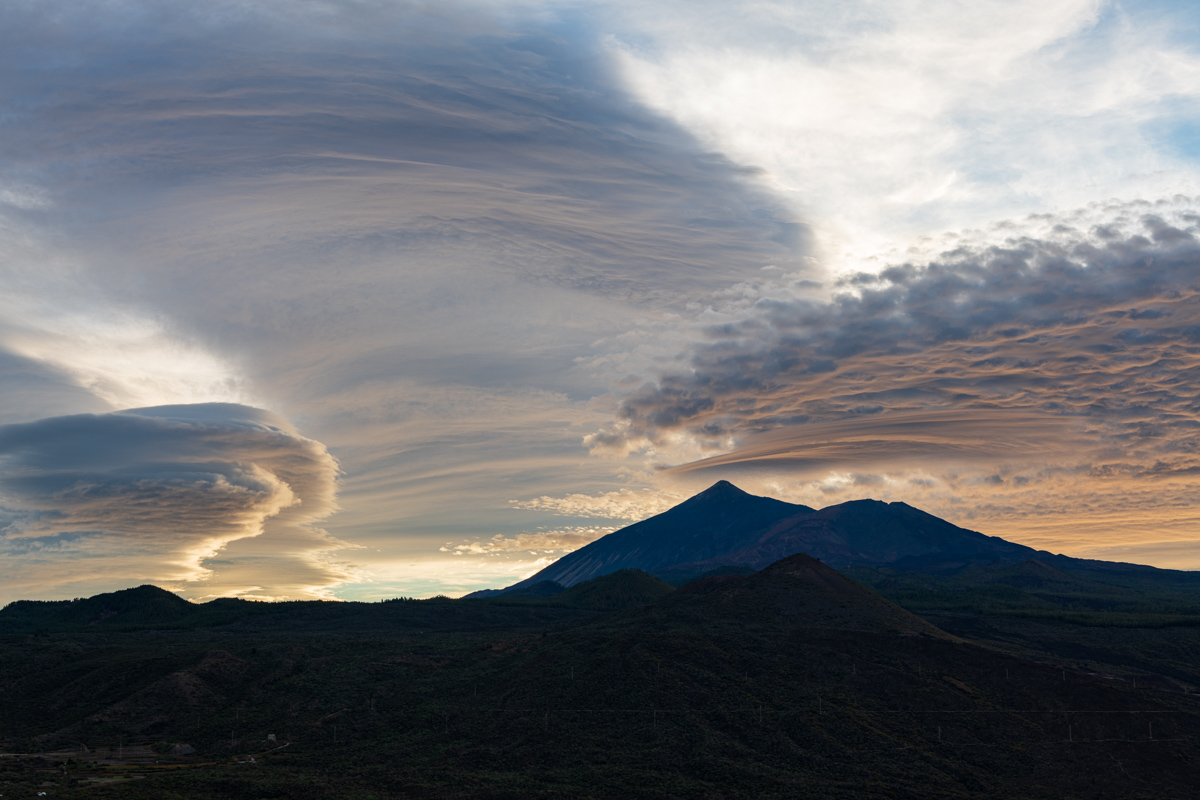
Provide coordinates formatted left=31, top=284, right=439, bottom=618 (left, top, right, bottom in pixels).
left=504, top=480, right=810, bottom=590
left=1, top=584, right=195, bottom=630
left=661, top=553, right=953, bottom=638
left=500, top=481, right=1057, bottom=596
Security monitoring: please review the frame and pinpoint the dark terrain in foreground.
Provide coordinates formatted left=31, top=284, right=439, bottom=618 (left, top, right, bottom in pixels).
left=2, top=557, right=1199, bottom=799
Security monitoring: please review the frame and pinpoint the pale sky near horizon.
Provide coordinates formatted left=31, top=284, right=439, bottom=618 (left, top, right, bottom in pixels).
left=3, top=0, right=1200, bottom=603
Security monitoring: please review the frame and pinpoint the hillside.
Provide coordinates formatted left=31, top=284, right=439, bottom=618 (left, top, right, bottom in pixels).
left=505, top=480, right=810, bottom=589
left=501, top=482, right=1200, bottom=598
left=662, top=552, right=951, bottom=637
left=2, top=556, right=1199, bottom=799
left=673, top=498, right=1035, bottom=572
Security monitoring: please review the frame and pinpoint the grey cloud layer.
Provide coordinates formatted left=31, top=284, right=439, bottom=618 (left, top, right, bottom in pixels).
left=596, top=205, right=1200, bottom=465
left=0, top=404, right=342, bottom=601
left=577, top=202, right=1200, bottom=565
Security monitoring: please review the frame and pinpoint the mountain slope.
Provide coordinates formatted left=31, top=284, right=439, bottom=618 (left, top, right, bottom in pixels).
left=508, top=480, right=811, bottom=589
left=553, top=568, right=676, bottom=610
left=675, top=498, right=1035, bottom=572
left=498, top=482, right=1200, bottom=598
left=4, top=560, right=1200, bottom=799
left=663, top=552, right=952, bottom=637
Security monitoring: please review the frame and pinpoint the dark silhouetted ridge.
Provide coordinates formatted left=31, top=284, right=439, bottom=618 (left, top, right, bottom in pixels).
left=1, top=585, right=194, bottom=631
left=664, top=553, right=951, bottom=637
left=503, top=481, right=812, bottom=590
left=671, top=497, right=1037, bottom=573
left=554, top=569, right=675, bottom=610
left=500, top=580, right=565, bottom=600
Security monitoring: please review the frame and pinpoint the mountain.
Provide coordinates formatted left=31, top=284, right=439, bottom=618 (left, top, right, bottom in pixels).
left=503, top=481, right=1200, bottom=596
left=672, top=497, right=1035, bottom=572
left=496, top=580, right=566, bottom=600
left=507, top=481, right=1029, bottom=591
left=956, top=558, right=1110, bottom=591
left=505, top=480, right=809, bottom=590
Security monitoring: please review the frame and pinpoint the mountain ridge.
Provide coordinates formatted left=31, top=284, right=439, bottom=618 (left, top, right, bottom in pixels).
left=497, top=479, right=811, bottom=592
left=495, top=480, right=1198, bottom=595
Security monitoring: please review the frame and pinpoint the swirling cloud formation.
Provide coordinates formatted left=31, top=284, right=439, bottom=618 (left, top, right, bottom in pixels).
left=0, top=404, right=345, bottom=601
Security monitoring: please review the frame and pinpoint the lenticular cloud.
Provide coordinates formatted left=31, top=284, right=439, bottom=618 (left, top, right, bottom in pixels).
left=0, top=403, right=342, bottom=599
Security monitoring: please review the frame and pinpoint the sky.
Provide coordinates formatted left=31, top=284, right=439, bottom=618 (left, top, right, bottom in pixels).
left=2, top=0, right=1200, bottom=603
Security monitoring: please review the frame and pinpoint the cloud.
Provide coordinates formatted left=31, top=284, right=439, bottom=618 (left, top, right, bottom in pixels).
left=509, top=487, right=682, bottom=520
left=5, top=0, right=1200, bottom=594
left=442, top=525, right=616, bottom=555
left=595, top=201, right=1200, bottom=452
left=585, top=201, right=1200, bottom=565
left=0, top=403, right=346, bottom=602
left=0, top=0, right=818, bottom=599
left=611, top=0, right=1200, bottom=268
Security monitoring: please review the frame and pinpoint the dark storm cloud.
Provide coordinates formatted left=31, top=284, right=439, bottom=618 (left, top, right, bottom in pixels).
left=591, top=205, right=1200, bottom=472
left=0, top=403, right=342, bottom=598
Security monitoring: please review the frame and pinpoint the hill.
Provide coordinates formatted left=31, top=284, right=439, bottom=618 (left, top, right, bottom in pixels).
left=552, top=568, right=675, bottom=611
left=673, top=498, right=1034, bottom=572
left=662, top=552, right=951, bottom=637
left=2, top=555, right=1199, bottom=799
left=502, top=482, right=1200, bottom=598
left=1, top=585, right=196, bottom=631
left=504, top=480, right=809, bottom=590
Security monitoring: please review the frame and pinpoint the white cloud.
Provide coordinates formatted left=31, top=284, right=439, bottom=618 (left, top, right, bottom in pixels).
left=443, top=525, right=616, bottom=555
left=510, top=488, right=683, bottom=520
left=609, top=0, right=1200, bottom=272
left=0, top=210, right=248, bottom=411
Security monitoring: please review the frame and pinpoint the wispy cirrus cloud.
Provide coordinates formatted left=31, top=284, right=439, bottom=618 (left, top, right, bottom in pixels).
left=509, top=487, right=682, bottom=520
left=442, top=525, right=616, bottom=555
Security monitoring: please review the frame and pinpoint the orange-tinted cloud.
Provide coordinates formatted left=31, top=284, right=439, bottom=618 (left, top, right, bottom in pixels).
left=589, top=206, right=1200, bottom=567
